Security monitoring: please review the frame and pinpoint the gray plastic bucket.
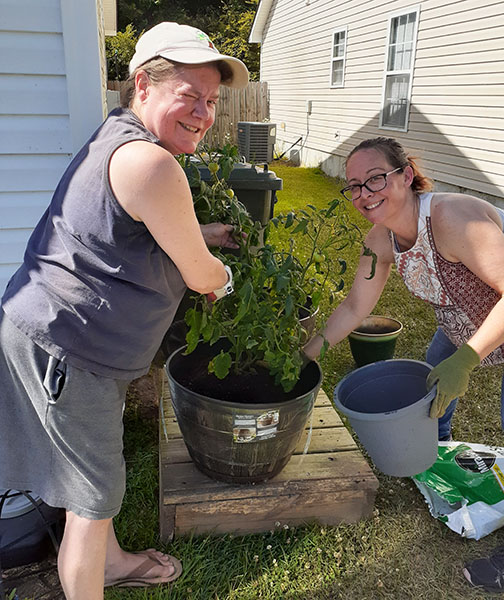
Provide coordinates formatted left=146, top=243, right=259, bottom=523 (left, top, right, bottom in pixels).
left=333, top=359, right=437, bottom=477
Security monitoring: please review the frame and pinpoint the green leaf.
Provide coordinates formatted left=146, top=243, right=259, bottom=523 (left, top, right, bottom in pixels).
left=275, top=274, right=289, bottom=291
left=320, top=337, right=330, bottom=360
left=201, top=319, right=215, bottom=342
left=264, top=328, right=276, bottom=344
left=233, top=280, right=254, bottom=323
left=282, top=254, right=294, bottom=271
left=285, top=294, right=294, bottom=317
left=219, top=157, right=234, bottom=180
left=185, top=323, right=201, bottom=354
left=285, top=212, right=294, bottom=228
left=184, top=308, right=202, bottom=353
left=264, top=350, right=276, bottom=364
left=324, top=198, right=340, bottom=217
left=208, top=351, right=232, bottom=379
left=292, top=219, right=308, bottom=234
left=311, top=290, right=322, bottom=307
left=210, top=326, right=221, bottom=345
left=184, top=307, right=196, bottom=327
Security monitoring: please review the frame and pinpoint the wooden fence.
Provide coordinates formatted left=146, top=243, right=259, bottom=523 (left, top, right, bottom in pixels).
left=207, top=81, right=269, bottom=147
left=107, top=80, right=269, bottom=148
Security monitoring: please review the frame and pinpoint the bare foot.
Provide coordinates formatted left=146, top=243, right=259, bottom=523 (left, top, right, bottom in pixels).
left=104, top=548, right=182, bottom=587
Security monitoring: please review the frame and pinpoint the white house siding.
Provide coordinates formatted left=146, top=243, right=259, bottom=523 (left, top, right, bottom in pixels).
left=256, top=0, right=504, bottom=206
left=103, top=0, right=117, bottom=36
left=0, top=0, right=106, bottom=294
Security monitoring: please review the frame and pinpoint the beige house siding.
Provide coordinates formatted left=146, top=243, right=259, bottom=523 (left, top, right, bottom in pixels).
left=103, top=0, right=117, bottom=36
left=0, top=0, right=107, bottom=294
left=255, top=0, right=504, bottom=204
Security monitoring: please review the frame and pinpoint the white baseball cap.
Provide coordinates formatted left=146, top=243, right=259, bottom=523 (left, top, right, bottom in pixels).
left=128, top=22, right=249, bottom=89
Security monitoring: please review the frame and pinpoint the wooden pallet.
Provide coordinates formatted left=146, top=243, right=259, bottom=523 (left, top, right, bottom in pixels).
left=159, top=377, right=378, bottom=540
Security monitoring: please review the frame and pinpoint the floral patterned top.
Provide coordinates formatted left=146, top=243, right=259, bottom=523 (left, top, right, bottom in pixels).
left=391, top=192, right=504, bottom=366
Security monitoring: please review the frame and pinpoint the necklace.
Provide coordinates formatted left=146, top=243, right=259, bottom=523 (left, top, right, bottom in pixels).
left=394, top=194, right=420, bottom=252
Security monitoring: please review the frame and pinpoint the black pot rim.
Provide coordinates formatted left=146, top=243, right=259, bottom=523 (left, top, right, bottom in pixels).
left=350, top=315, right=403, bottom=337
left=165, top=342, right=323, bottom=409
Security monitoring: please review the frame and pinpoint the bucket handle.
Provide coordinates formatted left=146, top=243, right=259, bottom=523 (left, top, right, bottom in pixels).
left=296, top=409, right=314, bottom=466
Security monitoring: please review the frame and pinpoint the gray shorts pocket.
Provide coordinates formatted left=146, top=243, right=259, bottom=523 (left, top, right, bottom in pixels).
left=43, top=356, right=67, bottom=404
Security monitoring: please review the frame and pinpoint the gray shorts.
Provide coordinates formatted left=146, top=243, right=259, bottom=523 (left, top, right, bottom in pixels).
left=0, top=310, right=131, bottom=520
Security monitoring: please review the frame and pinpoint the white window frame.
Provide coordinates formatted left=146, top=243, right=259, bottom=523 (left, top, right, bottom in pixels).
left=329, top=26, right=348, bottom=88
left=379, top=5, right=420, bottom=132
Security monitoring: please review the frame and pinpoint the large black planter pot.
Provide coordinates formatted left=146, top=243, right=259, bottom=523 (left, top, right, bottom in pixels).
left=165, top=340, right=323, bottom=484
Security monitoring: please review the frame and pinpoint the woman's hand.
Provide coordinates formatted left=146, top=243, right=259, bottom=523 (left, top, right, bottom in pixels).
left=427, top=343, right=480, bottom=418
left=200, top=223, right=239, bottom=249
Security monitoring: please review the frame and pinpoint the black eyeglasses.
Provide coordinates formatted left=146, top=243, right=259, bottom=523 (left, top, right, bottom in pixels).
left=341, top=167, right=403, bottom=201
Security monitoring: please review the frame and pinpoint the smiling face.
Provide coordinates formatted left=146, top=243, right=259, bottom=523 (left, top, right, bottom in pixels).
left=135, top=63, right=221, bottom=155
left=345, top=148, right=412, bottom=225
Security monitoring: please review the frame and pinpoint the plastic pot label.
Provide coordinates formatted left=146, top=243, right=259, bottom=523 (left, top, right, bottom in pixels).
left=232, top=411, right=279, bottom=443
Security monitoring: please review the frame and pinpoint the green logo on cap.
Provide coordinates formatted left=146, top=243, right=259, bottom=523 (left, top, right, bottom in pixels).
left=196, top=30, right=215, bottom=50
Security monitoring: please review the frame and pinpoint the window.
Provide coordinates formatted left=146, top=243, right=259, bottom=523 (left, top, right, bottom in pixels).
left=330, top=27, right=347, bottom=88
left=380, top=6, right=420, bottom=131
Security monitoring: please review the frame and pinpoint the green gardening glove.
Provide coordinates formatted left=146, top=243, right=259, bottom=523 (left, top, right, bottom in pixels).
left=426, top=343, right=480, bottom=419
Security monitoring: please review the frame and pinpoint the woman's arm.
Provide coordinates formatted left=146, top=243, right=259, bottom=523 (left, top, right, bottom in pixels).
left=109, top=140, right=228, bottom=294
left=432, top=194, right=504, bottom=359
left=303, top=224, right=394, bottom=360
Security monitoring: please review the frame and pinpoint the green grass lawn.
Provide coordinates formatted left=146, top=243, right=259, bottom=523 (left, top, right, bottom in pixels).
left=109, top=162, right=504, bottom=600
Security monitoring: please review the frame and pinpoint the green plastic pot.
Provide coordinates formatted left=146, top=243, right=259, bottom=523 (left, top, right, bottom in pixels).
left=348, top=316, right=403, bottom=367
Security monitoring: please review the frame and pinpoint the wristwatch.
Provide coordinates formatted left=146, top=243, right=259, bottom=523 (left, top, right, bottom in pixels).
left=207, top=265, right=233, bottom=302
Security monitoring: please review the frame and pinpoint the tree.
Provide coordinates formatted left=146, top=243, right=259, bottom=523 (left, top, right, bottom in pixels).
left=117, top=0, right=222, bottom=33
left=112, top=0, right=260, bottom=81
left=106, top=24, right=138, bottom=81
left=210, top=0, right=260, bottom=80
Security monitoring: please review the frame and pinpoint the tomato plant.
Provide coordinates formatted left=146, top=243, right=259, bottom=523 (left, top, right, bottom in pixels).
left=179, top=145, right=373, bottom=392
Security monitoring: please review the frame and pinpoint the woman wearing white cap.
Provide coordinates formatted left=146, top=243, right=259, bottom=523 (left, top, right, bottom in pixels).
left=0, top=22, right=248, bottom=599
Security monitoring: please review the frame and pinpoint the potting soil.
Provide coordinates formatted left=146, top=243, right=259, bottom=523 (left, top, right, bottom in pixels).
left=173, top=345, right=320, bottom=404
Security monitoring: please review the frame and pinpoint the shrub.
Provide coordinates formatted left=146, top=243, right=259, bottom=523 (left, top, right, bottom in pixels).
left=106, top=24, right=139, bottom=81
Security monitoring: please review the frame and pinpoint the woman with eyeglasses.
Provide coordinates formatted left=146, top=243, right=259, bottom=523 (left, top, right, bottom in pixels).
left=304, top=136, right=504, bottom=444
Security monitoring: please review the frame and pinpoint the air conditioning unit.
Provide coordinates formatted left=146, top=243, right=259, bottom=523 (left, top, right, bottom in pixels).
left=237, top=122, right=276, bottom=164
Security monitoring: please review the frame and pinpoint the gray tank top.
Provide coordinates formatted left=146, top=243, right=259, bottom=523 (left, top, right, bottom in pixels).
left=2, top=108, right=187, bottom=379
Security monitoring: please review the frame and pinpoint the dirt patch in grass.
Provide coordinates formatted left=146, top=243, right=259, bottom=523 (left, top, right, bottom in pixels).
left=126, top=366, right=164, bottom=420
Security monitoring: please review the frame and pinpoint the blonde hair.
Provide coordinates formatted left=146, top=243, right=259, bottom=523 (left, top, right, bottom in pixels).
left=346, top=137, right=433, bottom=194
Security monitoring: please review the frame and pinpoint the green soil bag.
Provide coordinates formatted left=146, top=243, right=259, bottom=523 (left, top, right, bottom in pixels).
left=413, top=442, right=504, bottom=540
